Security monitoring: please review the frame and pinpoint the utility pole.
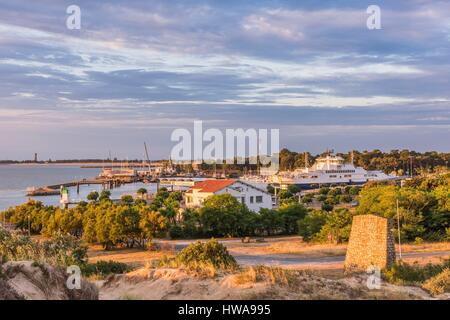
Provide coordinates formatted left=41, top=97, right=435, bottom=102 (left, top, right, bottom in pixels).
left=409, top=156, right=414, bottom=178
left=396, top=199, right=402, bottom=260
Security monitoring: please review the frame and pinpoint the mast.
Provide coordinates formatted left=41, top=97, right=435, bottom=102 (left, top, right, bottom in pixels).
left=304, top=152, right=308, bottom=169
left=144, top=142, right=151, bottom=173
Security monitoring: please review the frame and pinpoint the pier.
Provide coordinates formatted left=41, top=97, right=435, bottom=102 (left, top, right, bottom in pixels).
left=25, top=176, right=200, bottom=197
left=26, top=176, right=141, bottom=197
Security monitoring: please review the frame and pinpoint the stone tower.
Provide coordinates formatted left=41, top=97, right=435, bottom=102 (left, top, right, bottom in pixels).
left=344, top=214, right=396, bottom=271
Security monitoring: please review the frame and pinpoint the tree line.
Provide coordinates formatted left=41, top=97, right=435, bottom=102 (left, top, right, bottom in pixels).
left=279, top=148, right=449, bottom=175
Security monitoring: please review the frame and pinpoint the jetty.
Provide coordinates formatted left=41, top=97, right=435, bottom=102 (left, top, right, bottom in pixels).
left=26, top=176, right=140, bottom=197
left=25, top=176, right=200, bottom=197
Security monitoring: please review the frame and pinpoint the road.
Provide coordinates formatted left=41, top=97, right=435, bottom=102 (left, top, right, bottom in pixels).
left=232, top=251, right=450, bottom=268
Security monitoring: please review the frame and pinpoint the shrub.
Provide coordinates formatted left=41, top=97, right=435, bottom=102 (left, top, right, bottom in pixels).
left=81, top=260, right=129, bottom=277
left=422, top=268, right=450, bottom=296
left=87, top=191, right=99, bottom=202
left=349, top=186, right=361, bottom=195
left=121, top=195, right=134, bottom=205
left=383, top=259, right=450, bottom=286
left=159, top=239, right=238, bottom=276
left=328, top=188, right=342, bottom=196
left=297, top=210, right=327, bottom=241
left=314, top=208, right=353, bottom=243
left=169, top=225, right=185, bottom=239
left=339, top=194, right=353, bottom=203
left=0, top=227, right=87, bottom=267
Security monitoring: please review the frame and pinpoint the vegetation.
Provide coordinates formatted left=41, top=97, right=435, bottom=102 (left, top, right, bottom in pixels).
left=383, top=258, right=450, bottom=296
left=158, top=239, right=238, bottom=276
left=279, top=148, right=449, bottom=175
left=357, top=174, right=450, bottom=241
left=2, top=173, right=448, bottom=251
left=81, top=260, right=129, bottom=277
left=0, top=227, right=87, bottom=267
left=422, top=268, right=450, bottom=296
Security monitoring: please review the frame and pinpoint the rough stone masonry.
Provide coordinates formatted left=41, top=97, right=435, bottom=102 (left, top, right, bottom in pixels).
left=344, top=214, right=396, bottom=271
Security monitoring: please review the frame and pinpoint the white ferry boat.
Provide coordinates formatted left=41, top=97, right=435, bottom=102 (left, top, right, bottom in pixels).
left=270, top=153, right=396, bottom=188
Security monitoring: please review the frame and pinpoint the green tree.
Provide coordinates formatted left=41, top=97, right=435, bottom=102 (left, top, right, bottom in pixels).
left=121, top=195, right=134, bottom=205
left=297, top=210, right=327, bottom=241
left=139, top=209, right=168, bottom=247
left=315, top=208, right=353, bottom=243
left=99, top=190, right=111, bottom=202
left=87, top=191, right=99, bottom=202
left=277, top=203, right=307, bottom=234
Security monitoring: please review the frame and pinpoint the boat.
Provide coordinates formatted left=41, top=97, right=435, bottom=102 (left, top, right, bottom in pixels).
left=270, top=152, right=397, bottom=188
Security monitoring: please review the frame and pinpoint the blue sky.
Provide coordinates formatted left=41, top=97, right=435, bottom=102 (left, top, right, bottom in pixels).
left=0, top=0, right=449, bottom=160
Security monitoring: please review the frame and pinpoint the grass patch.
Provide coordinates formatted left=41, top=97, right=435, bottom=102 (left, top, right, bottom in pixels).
left=422, top=268, right=450, bottom=296
left=233, top=265, right=300, bottom=287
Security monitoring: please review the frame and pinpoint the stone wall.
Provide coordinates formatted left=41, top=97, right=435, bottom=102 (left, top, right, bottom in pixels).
left=344, top=214, right=396, bottom=271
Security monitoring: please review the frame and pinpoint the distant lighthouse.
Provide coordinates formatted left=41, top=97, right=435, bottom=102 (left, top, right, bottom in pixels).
left=34, top=153, right=38, bottom=163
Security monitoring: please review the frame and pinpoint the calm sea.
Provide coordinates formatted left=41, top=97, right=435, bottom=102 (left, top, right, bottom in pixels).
left=0, top=164, right=160, bottom=211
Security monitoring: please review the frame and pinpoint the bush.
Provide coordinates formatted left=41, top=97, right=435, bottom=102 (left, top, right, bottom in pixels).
left=87, top=191, right=99, bottom=202
left=383, top=259, right=450, bottom=286
left=0, top=227, right=87, bottom=267
left=314, top=208, right=353, bottom=243
left=159, top=239, right=238, bottom=276
left=297, top=210, right=327, bottom=241
left=169, top=225, right=185, bottom=239
left=339, top=194, right=353, bottom=203
left=81, top=260, right=129, bottom=277
left=328, top=188, right=342, bottom=196
left=321, top=203, right=333, bottom=212
left=422, top=268, right=450, bottom=296
left=349, top=186, right=361, bottom=195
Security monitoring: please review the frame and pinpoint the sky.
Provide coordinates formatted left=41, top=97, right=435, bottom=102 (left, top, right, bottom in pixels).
left=0, top=0, right=449, bottom=160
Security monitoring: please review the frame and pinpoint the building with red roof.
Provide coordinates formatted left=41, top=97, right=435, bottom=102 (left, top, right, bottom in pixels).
left=184, top=179, right=273, bottom=212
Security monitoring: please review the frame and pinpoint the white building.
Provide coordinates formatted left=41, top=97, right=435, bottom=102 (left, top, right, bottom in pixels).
left=184, top=179, right=273, bottom=212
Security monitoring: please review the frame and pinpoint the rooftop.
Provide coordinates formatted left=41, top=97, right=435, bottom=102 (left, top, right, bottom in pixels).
left=191, top=179, right=236, bottom=193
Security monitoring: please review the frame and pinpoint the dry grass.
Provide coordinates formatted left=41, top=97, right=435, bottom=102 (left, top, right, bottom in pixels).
left=233, top=266, right=300, bottom=287
left=422, top=268, right=450, bottom=296
left=399, top=242, right=450, bottom=253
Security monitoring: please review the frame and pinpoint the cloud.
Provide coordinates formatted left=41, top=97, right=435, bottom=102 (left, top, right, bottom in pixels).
left=0, top=0, right=449, bottom=158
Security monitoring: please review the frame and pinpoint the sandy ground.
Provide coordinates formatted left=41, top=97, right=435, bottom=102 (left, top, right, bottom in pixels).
left=98, top=266, right=448, bottom=300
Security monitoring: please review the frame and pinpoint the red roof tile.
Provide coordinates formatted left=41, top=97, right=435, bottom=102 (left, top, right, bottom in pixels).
left=191, top=179, right=236, bottom=193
